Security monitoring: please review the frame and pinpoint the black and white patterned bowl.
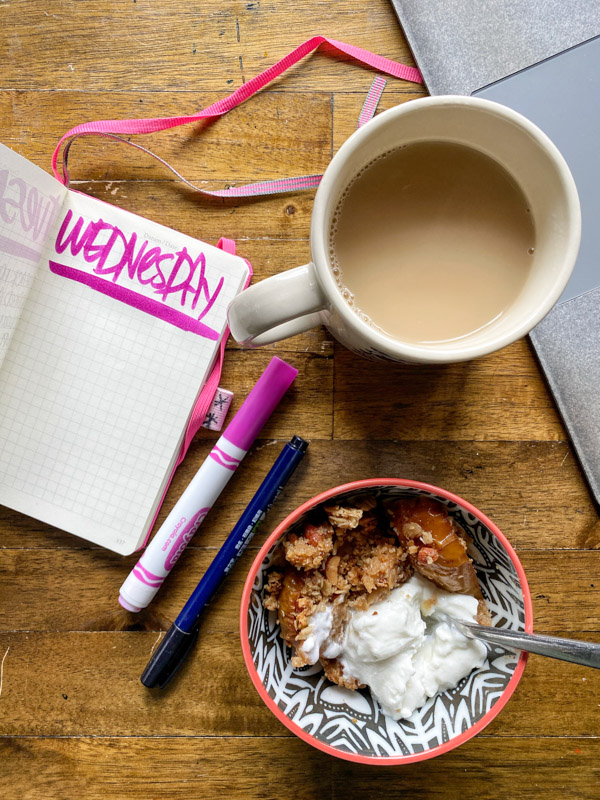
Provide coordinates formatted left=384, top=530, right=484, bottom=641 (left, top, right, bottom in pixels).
left=240, top=479, right=532, bottom=765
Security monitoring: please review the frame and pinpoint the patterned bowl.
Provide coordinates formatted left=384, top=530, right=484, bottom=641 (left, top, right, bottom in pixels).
left=240, top=479, right=533, bottom=765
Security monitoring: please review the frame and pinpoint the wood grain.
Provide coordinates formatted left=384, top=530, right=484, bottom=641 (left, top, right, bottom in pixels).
left=1, top=548, right=600, bottom=633
left=0, top=1, right=418, bottom=92
left=0, top=630, right=599, bottom=738
left=1, top=440, right=596, bottom=550
left=0, top=90, right=334, bottom=180
left=1, top=0, right=598, bottom=796
left=1, top=736, right=595, bottom=800
left=65, top=181, right=318, bottom=243
left=333, top=341, right=566, bottom=441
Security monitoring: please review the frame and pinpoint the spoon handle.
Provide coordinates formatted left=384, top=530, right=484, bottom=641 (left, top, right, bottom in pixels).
left=458, top=622, right=600, bottom=669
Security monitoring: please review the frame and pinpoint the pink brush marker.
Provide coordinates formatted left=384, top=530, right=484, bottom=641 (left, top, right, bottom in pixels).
left=119, top=356, right=298, bottom=612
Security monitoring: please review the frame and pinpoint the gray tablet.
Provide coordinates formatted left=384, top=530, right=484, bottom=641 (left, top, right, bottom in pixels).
left=476, top=36, right=600, bottom=502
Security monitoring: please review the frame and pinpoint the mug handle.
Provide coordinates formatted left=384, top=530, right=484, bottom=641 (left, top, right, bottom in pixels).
left=227, top=263, right=328, bottom=347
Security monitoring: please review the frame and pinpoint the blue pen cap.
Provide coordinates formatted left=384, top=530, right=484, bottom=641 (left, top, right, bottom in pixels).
left=289, top=435, right=309, bottom=453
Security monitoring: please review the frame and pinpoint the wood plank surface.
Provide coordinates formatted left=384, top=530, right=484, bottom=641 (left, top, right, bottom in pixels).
left=333, top=341, right=567, bottom=441
left=1, top=439, right=596, bottom=550
left=0, top=630, right=599, bottom=738
left=0, top=90, right=335, bottom=179
left=1, top=737, right=596, bottom=800
left=0, top=1, right=417, bottom=92
left=2, top=549, right=600, bottom=633
left=0, top=0, right=598, bottom=797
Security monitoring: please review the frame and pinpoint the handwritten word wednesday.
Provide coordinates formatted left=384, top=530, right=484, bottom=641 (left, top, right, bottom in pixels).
left=50, top=210, right=224, bottom=339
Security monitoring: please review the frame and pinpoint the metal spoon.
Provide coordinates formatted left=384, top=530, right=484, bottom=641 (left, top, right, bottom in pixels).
left=455, top=621, right=600, bottom=669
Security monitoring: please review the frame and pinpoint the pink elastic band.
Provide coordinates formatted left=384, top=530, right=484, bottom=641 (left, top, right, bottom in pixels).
left=140, top=236, right=253, bottom=549
left=52, top=36, right=422, bottom=196
left=59, top=78, right=386, bottom=199
left=177, top=237, right=249, bottom=460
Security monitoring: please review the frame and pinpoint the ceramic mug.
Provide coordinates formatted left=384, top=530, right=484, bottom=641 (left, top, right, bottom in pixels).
left=227, top=96, right=581, bottom=363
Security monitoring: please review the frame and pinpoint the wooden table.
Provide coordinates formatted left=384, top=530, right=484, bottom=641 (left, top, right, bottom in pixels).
left=1, top=2, right=599, bottom=797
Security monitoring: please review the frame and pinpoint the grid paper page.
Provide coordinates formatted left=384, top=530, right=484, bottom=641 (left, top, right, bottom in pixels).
left=0, top=144, right=65, bottom=368
left=0, top=190, right=248, bottom=554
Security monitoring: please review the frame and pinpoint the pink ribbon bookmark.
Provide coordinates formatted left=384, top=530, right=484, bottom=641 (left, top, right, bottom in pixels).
left=358, top=76, right=388, bottom=128
left=52, top=37, right=422, bottom=198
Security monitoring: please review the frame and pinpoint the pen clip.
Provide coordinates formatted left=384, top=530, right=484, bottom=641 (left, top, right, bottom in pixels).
left=141, top=624, right=200, bottom=689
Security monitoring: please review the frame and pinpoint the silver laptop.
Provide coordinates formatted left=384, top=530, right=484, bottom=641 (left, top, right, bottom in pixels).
left=390, top=0, right=600, bottom=504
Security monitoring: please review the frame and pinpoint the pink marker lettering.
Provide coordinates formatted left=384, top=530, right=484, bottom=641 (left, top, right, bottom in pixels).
left=161, top=517, right=187, bottom=552
left=53, top=210, right=225, bottom=334
left=164, top=508, right=210, bottom=571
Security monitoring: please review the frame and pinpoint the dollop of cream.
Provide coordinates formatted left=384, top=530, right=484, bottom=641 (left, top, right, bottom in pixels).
left=339, top=574, right=488, bottom=720
left=300, top=606, right=334, bottom=665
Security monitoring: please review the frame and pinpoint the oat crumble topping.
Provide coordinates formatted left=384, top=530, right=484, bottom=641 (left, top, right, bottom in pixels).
left=263, top=495, right=490, bottom=689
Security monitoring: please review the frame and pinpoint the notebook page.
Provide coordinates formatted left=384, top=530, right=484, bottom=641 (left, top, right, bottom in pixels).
left=0, top=191, right=248, bottom=554
left=0, top=144, right=65, bottom=368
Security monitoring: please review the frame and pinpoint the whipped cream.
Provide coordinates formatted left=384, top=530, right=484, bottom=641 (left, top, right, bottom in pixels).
left=300, top=573, right=488, bottom=720
left=300, top=606, right=334, bottom=664
left=340, top=574, right=488, bottom=720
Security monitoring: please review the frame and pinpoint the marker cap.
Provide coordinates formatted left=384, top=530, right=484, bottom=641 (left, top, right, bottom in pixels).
left=224, top=356, right=298, bottom=451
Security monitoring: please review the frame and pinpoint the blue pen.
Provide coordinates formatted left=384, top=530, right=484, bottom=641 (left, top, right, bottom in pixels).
left=141, top=435, right=308, bottom=689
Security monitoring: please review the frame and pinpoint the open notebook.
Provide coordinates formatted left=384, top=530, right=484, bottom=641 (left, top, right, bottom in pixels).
left=0, top=144, right=249, bottom=554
